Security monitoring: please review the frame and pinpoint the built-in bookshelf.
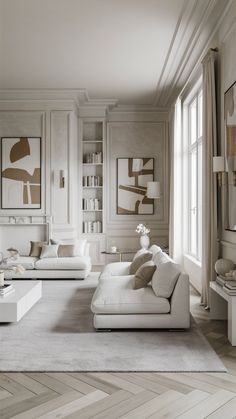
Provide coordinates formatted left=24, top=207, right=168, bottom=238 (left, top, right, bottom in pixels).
left=81, top=120, right=105, bottom=235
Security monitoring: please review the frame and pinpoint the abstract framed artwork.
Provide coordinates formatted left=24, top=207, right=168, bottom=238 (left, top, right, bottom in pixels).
left=117, top=158, right=154, bottom=215
left=1, top=137, right=41, bottom=209
left=224, top=81, right=236, bottom=230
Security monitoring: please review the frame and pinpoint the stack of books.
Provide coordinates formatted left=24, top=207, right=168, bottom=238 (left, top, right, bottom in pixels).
left=0, top=283, right=15, bottom=298
left=216, top=276, right=236, bottom=295
left=223, top=281, right=236, bottom=295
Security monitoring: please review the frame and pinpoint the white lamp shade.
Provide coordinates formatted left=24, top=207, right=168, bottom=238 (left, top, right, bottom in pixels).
left=147, top=181, right=160, bottom=198
left=213, top=156, right=225, bottom=172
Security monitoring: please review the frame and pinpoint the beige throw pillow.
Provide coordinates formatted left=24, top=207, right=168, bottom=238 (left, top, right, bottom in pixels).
left=58, top=244, right=76, bottom=257
left=29, top=241, right=46, bottom=257
left=40, top=244, right=59, bottom=259
left=129, top=252, right=152, bottom=275
left=151, top=261, right=181, bottom=298
left=133, top=261, right=156, bottom=289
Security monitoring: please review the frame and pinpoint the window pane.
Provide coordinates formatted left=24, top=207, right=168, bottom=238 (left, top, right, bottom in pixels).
left=190, top=99, right=197, bottom=144
left=198, top=142, right=202, bottom=261
left=198, top=90, right=202, bottom=138
left=190, top=149, right=197, bottom=255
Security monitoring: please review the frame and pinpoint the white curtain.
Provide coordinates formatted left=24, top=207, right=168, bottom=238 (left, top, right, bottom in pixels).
left=169, top=98, right=183, bottom=265
left=201, top=50, right=218, bottom=308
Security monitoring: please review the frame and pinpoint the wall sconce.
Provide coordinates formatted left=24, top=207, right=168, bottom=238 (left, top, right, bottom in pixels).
left=213, top=156, right=225, bottom=187
left=60, top=169, right=67, bottom=188
left=147, top=181, right=161, bottom=199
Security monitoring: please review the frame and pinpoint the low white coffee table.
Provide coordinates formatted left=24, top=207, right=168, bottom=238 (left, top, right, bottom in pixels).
left=0, top=280, right=42, bottom=322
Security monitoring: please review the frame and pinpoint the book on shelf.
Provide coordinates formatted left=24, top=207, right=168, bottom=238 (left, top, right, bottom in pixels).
left=223, top=286, right=236, bottom=295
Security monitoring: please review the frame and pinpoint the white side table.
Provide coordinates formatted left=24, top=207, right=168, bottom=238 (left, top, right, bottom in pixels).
left=210, top=281, right=236, bottom=346
left=0, top=280, right=42, bottom=322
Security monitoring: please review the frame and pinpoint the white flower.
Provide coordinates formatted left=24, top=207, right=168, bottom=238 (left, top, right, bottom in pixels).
left=135, top=223, right=150, bottom=236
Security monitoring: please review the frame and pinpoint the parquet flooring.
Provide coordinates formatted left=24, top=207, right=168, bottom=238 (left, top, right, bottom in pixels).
left=0, top=287, right=236, bottom=418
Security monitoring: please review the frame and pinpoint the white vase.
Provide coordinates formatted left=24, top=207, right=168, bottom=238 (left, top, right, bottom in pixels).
left=140, top=235, right=150, bottom=249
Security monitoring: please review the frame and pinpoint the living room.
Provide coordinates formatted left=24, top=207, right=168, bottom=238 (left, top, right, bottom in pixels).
left=0, top=0, right=236, bottom=417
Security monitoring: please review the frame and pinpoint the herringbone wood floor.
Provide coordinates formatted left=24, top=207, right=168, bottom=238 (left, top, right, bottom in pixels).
left=0, top=288, right=236, bottom=418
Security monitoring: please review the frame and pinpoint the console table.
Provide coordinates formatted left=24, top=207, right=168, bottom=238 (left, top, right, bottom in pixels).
left=101, top=250, right=136, bottom=262
left=210, top=281, right=236, bottom=346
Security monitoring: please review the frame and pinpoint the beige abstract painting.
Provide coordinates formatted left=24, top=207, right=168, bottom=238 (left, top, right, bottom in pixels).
left=1, top=137, right=41, bottom=209
left=117, top=158, right=154, bottom=215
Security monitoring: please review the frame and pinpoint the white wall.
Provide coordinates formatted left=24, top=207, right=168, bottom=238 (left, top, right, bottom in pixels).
left=0, top=95, right=169, bottom=262
left=0, top=99, right=77, bottom=255
left=106, top=109, right=169, bottom=255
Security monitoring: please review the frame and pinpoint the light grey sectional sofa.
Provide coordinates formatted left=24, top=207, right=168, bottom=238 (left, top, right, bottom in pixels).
left=91, top=245, right=190, bottom=329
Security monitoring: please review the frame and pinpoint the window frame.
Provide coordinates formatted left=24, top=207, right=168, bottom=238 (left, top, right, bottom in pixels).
left=183, top=80, right=203, bottom=263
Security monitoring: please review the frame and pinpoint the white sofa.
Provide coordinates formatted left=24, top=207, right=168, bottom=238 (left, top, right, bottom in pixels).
left=91, top=245, right=190, bottom=329
left=3, top=242, right=91, bottom=279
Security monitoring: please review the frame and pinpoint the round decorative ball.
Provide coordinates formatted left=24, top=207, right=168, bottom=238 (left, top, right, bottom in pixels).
left=215, top=258, right=235, bottom=276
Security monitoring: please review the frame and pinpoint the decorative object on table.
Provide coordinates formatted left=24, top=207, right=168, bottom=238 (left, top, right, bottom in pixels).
left=7, top=248, right=20, bottom=260
left=1, top=137, right=41, bottom=209
left=0, top=251, right=25, bottom=285
left=110, top=246, right=117, bottom=253
left=117, top=158, right=154, bottom=214
left=215, top=258, right=235, bottom=276
left=135, top=223, right=150, bottom=249
left=0, top=283, right=15, bottom=297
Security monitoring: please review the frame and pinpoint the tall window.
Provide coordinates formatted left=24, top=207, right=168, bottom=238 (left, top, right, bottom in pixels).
left=186, top=87, right=202, bottom=261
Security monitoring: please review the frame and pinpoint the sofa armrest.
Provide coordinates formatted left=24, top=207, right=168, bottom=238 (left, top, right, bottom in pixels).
left=100, top=262, right=131, bottom=280
left=170, top=273, right=190, bottom=328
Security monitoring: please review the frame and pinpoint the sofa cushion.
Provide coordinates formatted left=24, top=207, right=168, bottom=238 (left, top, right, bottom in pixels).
left=133, top=261, right=156, bottom=289
left=35, top=256, right=91, bottom=270
left=153, top=250, right=172, bottom=267
left=129, top=252, right=152, bottom=275
left=149, top=245, right=162, bottom=257
left=152, top=261, right=181, bottom=298
left=58, top=244, right=77, bottom=257
left=4, top=256, right=38, bottom=270
left=91, top=275, right=170, bottom=314
left=29, top=241, right=46, bottom=257
left=51, top=239, right=87, bottom=257
left=100, top=262, right=131, bottom=280
left=40, top=244, right=59, bottom=259
left=132, top=248, right=149, bottom=261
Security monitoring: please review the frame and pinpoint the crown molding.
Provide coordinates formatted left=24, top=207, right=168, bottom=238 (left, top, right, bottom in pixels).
left=0, top=88, right=118, bottom=111
left=154, top=0, right=232, bottom=108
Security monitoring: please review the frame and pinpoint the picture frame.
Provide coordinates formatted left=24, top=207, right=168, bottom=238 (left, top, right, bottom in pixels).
left=116, top=157, right=154, bottom=215
left=1, top=137, right=41, bottom=209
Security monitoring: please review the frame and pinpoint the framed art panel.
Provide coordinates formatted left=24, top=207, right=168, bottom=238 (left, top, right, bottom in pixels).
left=1, top=137, right=41, bottom=209
left=225, top=81, right=236, bottom=230
left=117, top=158, right=154, bottom=215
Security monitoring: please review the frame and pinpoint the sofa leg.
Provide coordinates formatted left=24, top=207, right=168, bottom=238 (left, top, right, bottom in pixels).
left=95, top=328, right=112, bottom=332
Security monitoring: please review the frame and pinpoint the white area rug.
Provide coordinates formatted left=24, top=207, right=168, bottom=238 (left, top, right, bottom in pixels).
left=0, top=275, right=226, bottom=372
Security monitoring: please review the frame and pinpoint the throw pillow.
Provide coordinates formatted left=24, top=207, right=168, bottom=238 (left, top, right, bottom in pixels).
left=132, top=248, right=148, bottom=261
left=40, top=244, right=59, bottom=259
left=151, top=261, right=181, bottom=298
left=129, top=252, right=152, bottom=275
left=50, top=239, right=86, bottom=256
left=153, top=250, right=172, bottom=267
left=133, top=261, right=156, bottom=289
left=58, top=244, right=77, bottom=257
left=29, top=241, right=46, bottom=257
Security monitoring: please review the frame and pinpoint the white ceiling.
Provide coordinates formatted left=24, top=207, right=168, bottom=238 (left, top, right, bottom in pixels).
left=0, top=0, right=231, bottom=106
